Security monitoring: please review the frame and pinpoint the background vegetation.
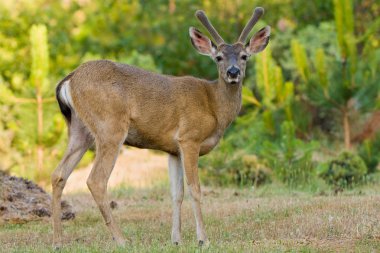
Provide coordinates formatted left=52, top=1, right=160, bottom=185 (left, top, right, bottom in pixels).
left=0, top=0, right=379, bottom=190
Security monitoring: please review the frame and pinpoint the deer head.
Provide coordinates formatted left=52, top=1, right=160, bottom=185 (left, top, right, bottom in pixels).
left=189, top=7, right=271, bottom=84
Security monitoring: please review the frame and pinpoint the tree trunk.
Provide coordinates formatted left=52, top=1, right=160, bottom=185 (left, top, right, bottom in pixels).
left=342, top=108, right=351, bottom=149
left=36, top=87, right=43, bottom=175
left=169, top=0, right=175, bottom=14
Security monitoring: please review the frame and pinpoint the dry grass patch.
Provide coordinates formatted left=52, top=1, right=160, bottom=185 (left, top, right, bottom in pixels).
left=1, top=185, right=380, bottom=252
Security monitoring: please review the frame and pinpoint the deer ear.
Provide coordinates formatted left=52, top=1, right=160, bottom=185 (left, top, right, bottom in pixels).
left=246, top=26, right=271, bottom=55
left=189, top=27, right=217, bottom=56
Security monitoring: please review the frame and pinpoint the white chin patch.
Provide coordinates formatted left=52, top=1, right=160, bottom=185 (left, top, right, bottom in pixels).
left=227, top=77, right=239, bottom=84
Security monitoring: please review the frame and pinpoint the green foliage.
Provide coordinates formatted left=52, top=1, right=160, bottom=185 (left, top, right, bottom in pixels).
left=288, top=0, right=380, bottom=150
left=291, top=39, right=309, bottom=81
left=200, top=119, right=319, bottom=188
left=260, top=121, right=319, bottom=187
left=253, top=45, right=295, bottom=116
left=357, top=133, right=380, bottom=174
left=0, top=24, right=67, bottom=181
left=0, top=0, right=379, bottom=187
left=0, top=106, right=20, bottom=171
left=239, top=155, right=272, bottom=187
left=201, top=0, right=378, bottom=188
left=30, top=25, right=49, bottom=90
left=314, top=48, right=328, bottom=88
left=334, top=0, right=357, bottom=74
left=120, top=50, right=159, bottom=73
left=200, top=112, right=271, bottom=186
left=254, top=46, right=277, bottom=107
left=317, top=151, right=368, bottom=187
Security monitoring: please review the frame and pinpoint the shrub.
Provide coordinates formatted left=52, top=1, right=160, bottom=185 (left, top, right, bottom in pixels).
left=317, top=151, right=368, bottom=187
left=200, top=152, right=272, bottom=187
left=260, top=121, right=319, bottom=187
left=238, top=155, right=272, bottom=187
left=357, top=133, right=380, bottom=174
left=199, top=113, right=272, bottom=187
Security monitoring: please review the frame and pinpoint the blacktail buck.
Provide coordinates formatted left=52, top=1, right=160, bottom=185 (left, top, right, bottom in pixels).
left=52, top=7, right=270, bottom=248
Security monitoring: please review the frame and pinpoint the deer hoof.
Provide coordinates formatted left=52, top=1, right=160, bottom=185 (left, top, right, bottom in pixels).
left=198, top=239, right=210, bottom=247
left=53, top=244, right=61, bottom=251
left=112, top=237, right=126, bottom=247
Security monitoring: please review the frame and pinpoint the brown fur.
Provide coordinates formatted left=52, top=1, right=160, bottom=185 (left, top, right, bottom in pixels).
left=51, top=8, right=270, bottom=248
left=68, top=60, right=241, bottom=155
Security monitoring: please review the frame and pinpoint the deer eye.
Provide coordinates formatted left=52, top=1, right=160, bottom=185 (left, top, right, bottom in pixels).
left=241, top=55, right=248, bottom=61
left=215, top=56, right=223, bottom=62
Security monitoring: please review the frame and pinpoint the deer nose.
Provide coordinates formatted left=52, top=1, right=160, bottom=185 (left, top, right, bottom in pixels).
left=227, top=66, right=240, bottom=78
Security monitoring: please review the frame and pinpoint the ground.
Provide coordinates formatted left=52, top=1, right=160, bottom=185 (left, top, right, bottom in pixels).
left=0, top=171, right=74, bottom=224
left=1, top=184, right=380, bottom=253
left=64, top=148, right=168, bottom=193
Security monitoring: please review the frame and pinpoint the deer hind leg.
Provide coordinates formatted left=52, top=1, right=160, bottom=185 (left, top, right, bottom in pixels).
left=168, top=154, right=184, bottom=245
left=51, top=116, right=93, bottom=249
left=178, top=141, right=209, bottom=246
left=86, top=130, right=127, bottom=246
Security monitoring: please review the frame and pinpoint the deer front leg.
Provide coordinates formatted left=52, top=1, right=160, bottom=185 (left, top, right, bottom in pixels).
left=168, top=154, right=184, bottom=245
left=178, top=141, right=209, bottom=246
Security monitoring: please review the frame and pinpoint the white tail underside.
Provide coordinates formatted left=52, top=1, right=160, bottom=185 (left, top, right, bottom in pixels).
left=59, top=80, right=74, bottom=109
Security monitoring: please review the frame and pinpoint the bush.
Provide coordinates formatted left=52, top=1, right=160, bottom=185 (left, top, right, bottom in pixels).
left=199, top=113, right=272, bottom=186
left=260, top=121, right=319, bottom=187
left=357, top=133, right=380, bottom=174
left=317, top=151, right=368, bottom=187
left=238, top=155, right=272, bottom=187
left=200, top=152, right=272, bottom=187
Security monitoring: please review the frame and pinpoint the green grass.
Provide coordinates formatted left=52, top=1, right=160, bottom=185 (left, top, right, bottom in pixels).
left=1, top=184, right=380, bottom=252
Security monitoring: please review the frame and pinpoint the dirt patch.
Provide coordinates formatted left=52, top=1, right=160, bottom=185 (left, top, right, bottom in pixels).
left=0, top=171, right=74, bottom=224
left=64, top=148, right=168, bottom=193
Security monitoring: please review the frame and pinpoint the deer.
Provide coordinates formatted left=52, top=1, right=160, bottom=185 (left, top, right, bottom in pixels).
left=51, top=7, right=270, bottom=248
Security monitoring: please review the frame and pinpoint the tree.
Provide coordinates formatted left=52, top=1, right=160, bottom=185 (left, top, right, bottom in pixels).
left=0, top=24, right=66, bottom=182
left=291, top=0, right=380, bottom=149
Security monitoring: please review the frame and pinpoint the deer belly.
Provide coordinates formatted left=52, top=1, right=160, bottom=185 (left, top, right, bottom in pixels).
left=124, top=125, right=221, bottom=156
left=124, top=127, right=178, bottom=154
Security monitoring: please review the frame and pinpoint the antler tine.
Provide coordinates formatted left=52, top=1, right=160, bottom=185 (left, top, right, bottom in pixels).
left=195, top=10, right=225, bottom=46
left=238, top=7, right=264, bottom=44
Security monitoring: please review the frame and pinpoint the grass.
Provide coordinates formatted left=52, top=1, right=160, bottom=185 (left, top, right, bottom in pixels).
left=1, top=184, right=380, bottom=252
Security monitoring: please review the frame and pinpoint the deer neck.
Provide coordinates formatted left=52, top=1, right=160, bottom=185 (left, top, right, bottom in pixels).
left=209, top=77, right=242, bottom=129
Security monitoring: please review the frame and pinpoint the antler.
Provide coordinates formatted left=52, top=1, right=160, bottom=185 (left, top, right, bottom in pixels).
left=195, top=10, right=225, bottom=46
left=237, top=7, right=264, bottom=44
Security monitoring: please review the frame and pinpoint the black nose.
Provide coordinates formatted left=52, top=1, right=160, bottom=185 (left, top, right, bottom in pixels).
left=227, top=67, right=240, bottom=78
